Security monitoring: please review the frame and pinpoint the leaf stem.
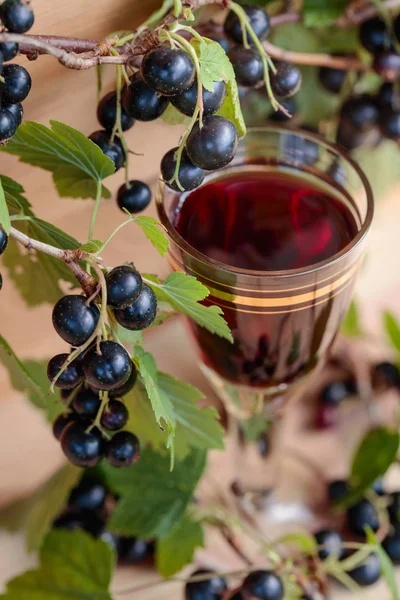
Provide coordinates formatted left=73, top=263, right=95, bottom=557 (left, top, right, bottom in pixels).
left=88, top=181, right=103, bottom=241
left=173, top=0, right=183, bottom=18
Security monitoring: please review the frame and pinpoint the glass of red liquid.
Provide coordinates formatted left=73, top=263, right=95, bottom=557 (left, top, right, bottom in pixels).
left=157, top=127, right=373, bottom=518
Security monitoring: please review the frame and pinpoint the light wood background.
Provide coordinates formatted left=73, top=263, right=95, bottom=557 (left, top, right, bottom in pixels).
left=1, top=1, right=400, bottom=597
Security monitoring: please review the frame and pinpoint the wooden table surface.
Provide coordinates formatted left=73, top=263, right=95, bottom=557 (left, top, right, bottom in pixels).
left=1, top=0, right=400, bottom=598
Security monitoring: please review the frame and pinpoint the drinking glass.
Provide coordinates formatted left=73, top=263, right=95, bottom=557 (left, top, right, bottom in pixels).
left=156, top=127, right=374, bottom=522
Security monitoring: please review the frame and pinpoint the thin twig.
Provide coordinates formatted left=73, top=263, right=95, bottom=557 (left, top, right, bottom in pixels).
left=262, top=40, right=368, bottom=71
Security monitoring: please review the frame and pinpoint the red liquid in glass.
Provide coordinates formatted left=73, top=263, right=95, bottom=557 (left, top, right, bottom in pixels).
left=173, top=171, right=359, bottom=387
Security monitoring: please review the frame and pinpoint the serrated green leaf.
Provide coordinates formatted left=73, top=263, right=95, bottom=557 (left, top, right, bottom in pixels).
left=133, top=216, right=170, bottom=257
left=191, top=38, right=235, bottom=93
left=303, top=0, right=348, bottom=27
left=217, top=77, right=247, bottom=138
left=240, top=414, right=270, bottom=442
left=2, top=121, right=114, bottom=199
left=0, top=530, right=114, bottom=599
left=156, top=515, right=204, bottom=577
left=0, top=178, right=11, bottom=233
left=79, top=239, right=103, bottom=253
left=384, top=311, right=400, bottom=354
left=116, top=324, right=143, bottom=346
left=278, top=532, right=317, bottom=554
left=150, top=301, right=176, bottom=328
left=160, top=104, right=191, bottom=126
left=366, top=527, right=400, bottom=600
left=341, top=300, right=363, bottom=337
left=146, top=273, right=233, bottom=343
left=0, top=175, right=33, bottom=216
left=125, top=380, right=168, bottom=450
left=101, top=447, right=206, bottom=539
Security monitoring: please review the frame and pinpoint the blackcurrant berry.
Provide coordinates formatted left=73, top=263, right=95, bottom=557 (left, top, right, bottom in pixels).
left=321, top=381, right=352, bottom=406
left=101, top=399, right=129, bottom=431
left=106, top=431, right=140, bottom=468
left=227, top=46, right=263, bottom=88
left=314, top=529, right=345, bottom=560
left=106, top=265, right=142, bottom=309
left=0, top=273, right=2, bottom=291
left=360, top=17, right=393, bottom=54
left=319, top=65, right=346, bottom=94
left=337, top=119, right=381, bottom=150
left=97, top=91, right=135, bottom=134
left=371, top=478, right=385, bottom=496
left=61, top=421, right=105, bottom=468
left=160, top=147, right=205, bottom=192
left=349, top=553, right=381, bottom=586
left=328, top=479, right=349, bottom=503
left=61, top=388, right=73, bottom=401
left=186, top=115, right=238, bottom=171
left=241, top=570, right=284, bottom=600
left=372, top=361, right=400, bottom=389
left=224, top=5, right=270, bottom=44
left=1, top=0, right=34, bottom=33
left=1, top=64, right=31, bottom=103
left=347, top=498, right=379, bottom=537
left=141, top=47, right=195, bottom=96
left=0, top=52, right=3, bottom=75
left=269, top=98, right=296, bottom=121
left=388, top=491, right=400, bottom=524
left=83, top=341, right=132, bottom=391
left=47, top=353, right=83, bottom=390
left=379, top=107, right=400, bottom=140
left=383, top=525, right=400, bottom=564
left=118, top=537, right=154, bottom=564
left=373, top=52, right=400, bottom=81
left=4, top=102, right=23, bottom=126
left=0, top=41, right=18, bottom=62
left=52, top=294, right=99, bottom=346
left=88, top=130, right=125, bottom=171
left=52, top=412, right=79, bottom=441
left=377, top=82, right=396, bottom=108
left=0, top=108, right=17, bottom=141
left=340, top=94, right=379, bottom=132
left=270, top=62, right=302, bottom=99
left=68, top=474, right=107, bottom=512
left=207, top=33, right=230, bottom=53
left=108, top=365, right=137, bottom=399
left=114, top=283, right=157, bottom=331
left=122, top=72, right=169, bottom=121
left=53, top=510, right=105, bottom=537
left=396, top=14, right=400, bottom=42
left=117, top=180, right=152, bottom=214
left=171, top=79, right=226, bottom=117
left=72, top=388, right=101, bottom=419
left=185, top=569, right=227, bottom=600
left=0, top=228, right=8, bottom=255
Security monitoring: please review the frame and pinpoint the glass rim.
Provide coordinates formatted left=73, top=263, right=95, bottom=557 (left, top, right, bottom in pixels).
left=156, top=125, right=374, bottom=279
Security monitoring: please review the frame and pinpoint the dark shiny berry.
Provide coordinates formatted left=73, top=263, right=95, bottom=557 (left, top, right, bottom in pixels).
left=270, top=63, right=302, bottom=99
left=388, top=491, right=400, bottom=524
left=117, top=180, right=152, bottom=214
left=319, top=65, right=346, bottom=94
left=83, top=341, right=132, bottom=391
left=2, top=64, right=31, bottom=103
left=372, top=361, right=400, bottom=389
left=141, top=47, right=195, bottom=96
left=328, top=479, right=349, bottom=504
left=122, top=73, right=169, bottom=121
left=315, top=529, right=345, bottom=560
left=337, top=119, right=381, bottom=150
left=108, top=366, right=138, bottom=399
left=228, top=46, right=263, bottom=88
left=321, top=381, right=351, bottom=406
left=68, top=474, right=107, bottom=512
left=373, top=52, right=400, bottom=81
left=161, top=147, right=205, bottom=192
left=269, top=98, right=296, bottom=121
left=340, top=94, right=379, bottom=132
left=187, top=115, right=238, bottom=171
left=72, top=388, right=101, bottom=419
left=118, top=537, right=154, bottom=564
left=61, top=421, right=105, bottom=468
left=208, top=33, right=230, bottom=53
left=371, top=478, right=385, bottom=496
left=97, top=91, right=135, bottom=133
left=1, top=0, right=34, bottom=33
left=224, top=5, right=270, bottom=44
left=0, top=41, right=18, bottom=61
left=0, top=52, right=3, bottom=75
left=380, top=107, right=400, bottom=140
left=0, top=108, right=17, bottom=141
left=0, top=273, right=2, bottom=291
left=101, top=399, right=129, bottom=431
left=106, top=431, right=140, bottom=468
left=114, top=283, right=157, bottom=331
left=378, top=81, right=395, bottom=108
left=47, top=354, right=83, bottom=390
left=4, top=102, right=23, bottom=126
left=185, top=569, right=227, bottom=600
left=360, top=17, right=393, bottom=54
left=88, top=130, right=125, bottom=171
left=52, top=412, right=79, bottom=441
left=52, top=294, right=99, bottom=346
left=106, top=265, right=142, bottom=309
left=349, top=553, right=381, bottom=586
left=347, top=498, right=379, bottom=537
left=241, top=570, right=284, bottom=600
left=171, top=78, right=226, bottom=117
left=53, top=510, right=105, bottom=537
left=383, top=525, right=400, bottom=564
left=0, top=228, right=8, bottom=255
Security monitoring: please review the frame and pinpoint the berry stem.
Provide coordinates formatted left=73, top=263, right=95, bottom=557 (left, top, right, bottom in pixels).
left=173, top=0, right=183, bottom=18
left=110, top=55, right=130, bottom=185
left=87, top=389, right=110, bottom=432
left=172, top=105, right=200, bottom=190
left=88, top=181, right=103, bottom=241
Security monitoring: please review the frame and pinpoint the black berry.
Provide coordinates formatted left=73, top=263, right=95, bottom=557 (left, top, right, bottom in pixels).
left=161, top=147, right=205, bottom=192
left=114, top=283, right=157, bottom=331
left=47, top=354, right=83, bottom=390
left=224, top=5, right=270, bottom=44
left=314, top=529, right=345, bottom=560
left=241, top=570, right=284, bottom=600
left=68, top=474, right=107, bottom=512
left=122, top=73, right=169, bottom=121
left=328, top=479, right=349, bottom=502
left=360, top=17, right=393, bottom=54
left=388, top=491, right=400, bottom=524
left=106, top=265, right=142, bottom=309
left=0, top=228, right=8, bottom=255
left=377, top=82, right=397, bottom=108
left=185, top=569, right=227, bottom=600
left=270, top=62, right=302, bottom=99
left=349, top=553, right=381, bottom=586
left=53, top=510, right=105, bottom=537
left=118, top=537, right=154, bottom=564
left=97, top=91, right=135, bottom=133
left=0, top=41, right=18, bottom=62
left=108, top=366, right=137, bottom=399
left=88, top=130, right=125, bottom=171
left=372, top=361, right=400, bottom=389
left=373, top=52, right=400, bottom=81
left=171, top=79, right=226, bottom=117
left=337, top=119, right=381, bottom=150
left=0, top=0, right=34, bottom=33
left=340, top=94, right=379, bottom=132
left=269, top=98, right=296, bottom=121
left=60, top=421, right=105, bottom=467
left=141, top=47, right=195, bottom=96
left=321, top=381, right=352, bottom=406
left=0, top=107, right=17, bottom=141
left=319, top=65, right=346, bottom=94
left=228, top=46, right=263, bottom=88
left=186, top=115, right=238, bottom=171
left=380, top=107, right=400, bottom=140
left=52, top=412, right=79, bottom=441
left=347, top=498, right=380, bottom=537
left=52, top=294, right=99, bottom=346
left=382, top=525, right=400, bottom=564
left=72, top=388, right=101, bottom=419
left=0, top=273, right=2, bottom=291
left=101, top=399, right=129, bottom=431
left=2, top=64, right=31, bottom=103
left=4, top=102, right=23, bottom=126
left=106, top=431, right=140, bottom=468
left=117, top=180, right=152, bottom=214
left=83, top=341, right=132, bottom=391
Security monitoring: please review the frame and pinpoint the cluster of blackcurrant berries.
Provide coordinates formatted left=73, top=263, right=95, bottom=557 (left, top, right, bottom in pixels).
left=0, top=226, right=8, bottom=290
left=48, top=265, right=157, bottom=468
left=185, top=568, right=285, bottom=600
left=0, top=0, right=33, bottom=142
left=53, top=472, right=155, bottom=563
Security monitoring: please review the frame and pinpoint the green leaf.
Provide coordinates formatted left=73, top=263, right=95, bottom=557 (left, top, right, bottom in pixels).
left=156, top=515, right=204, bottom=577
left=146, top=272, right=233, bottom=343
left=0, top=178, right=11, bottom=233
left=150, top=301, right=176, bottom=328
left=116, top=325, right=143, bottom=346
left=366, top=527, right=400, bottom=600
left=383, top=311, right=400, bottom=354
left=125, top=380, right=169, bottom=450
left=353, top=141, right=400, bottom=201
left=2, top=121, right=115, bottom=199
left=217, top=77, right=247, bottom=138
left=240, top=414, right=270, bottom=442
left=191, top=38, right=235, bottom=93
left=133, top=215, right=170, bottom=257
left=101, top=447, right=206, bottom=538
left=0, top=464, right=81, bottom=552
left=79, top=239, right=103, bottom=253
left=0, top=530, right=114, bottom=599
left=278, top=532, right=317, bottom=554
left=303, top=0, right=348, bottom=27
left=341, top=301, right=363, bottom=337
left=160, top=104, right=191, bottom=126
left=0, top=175, right=33, bottom=216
